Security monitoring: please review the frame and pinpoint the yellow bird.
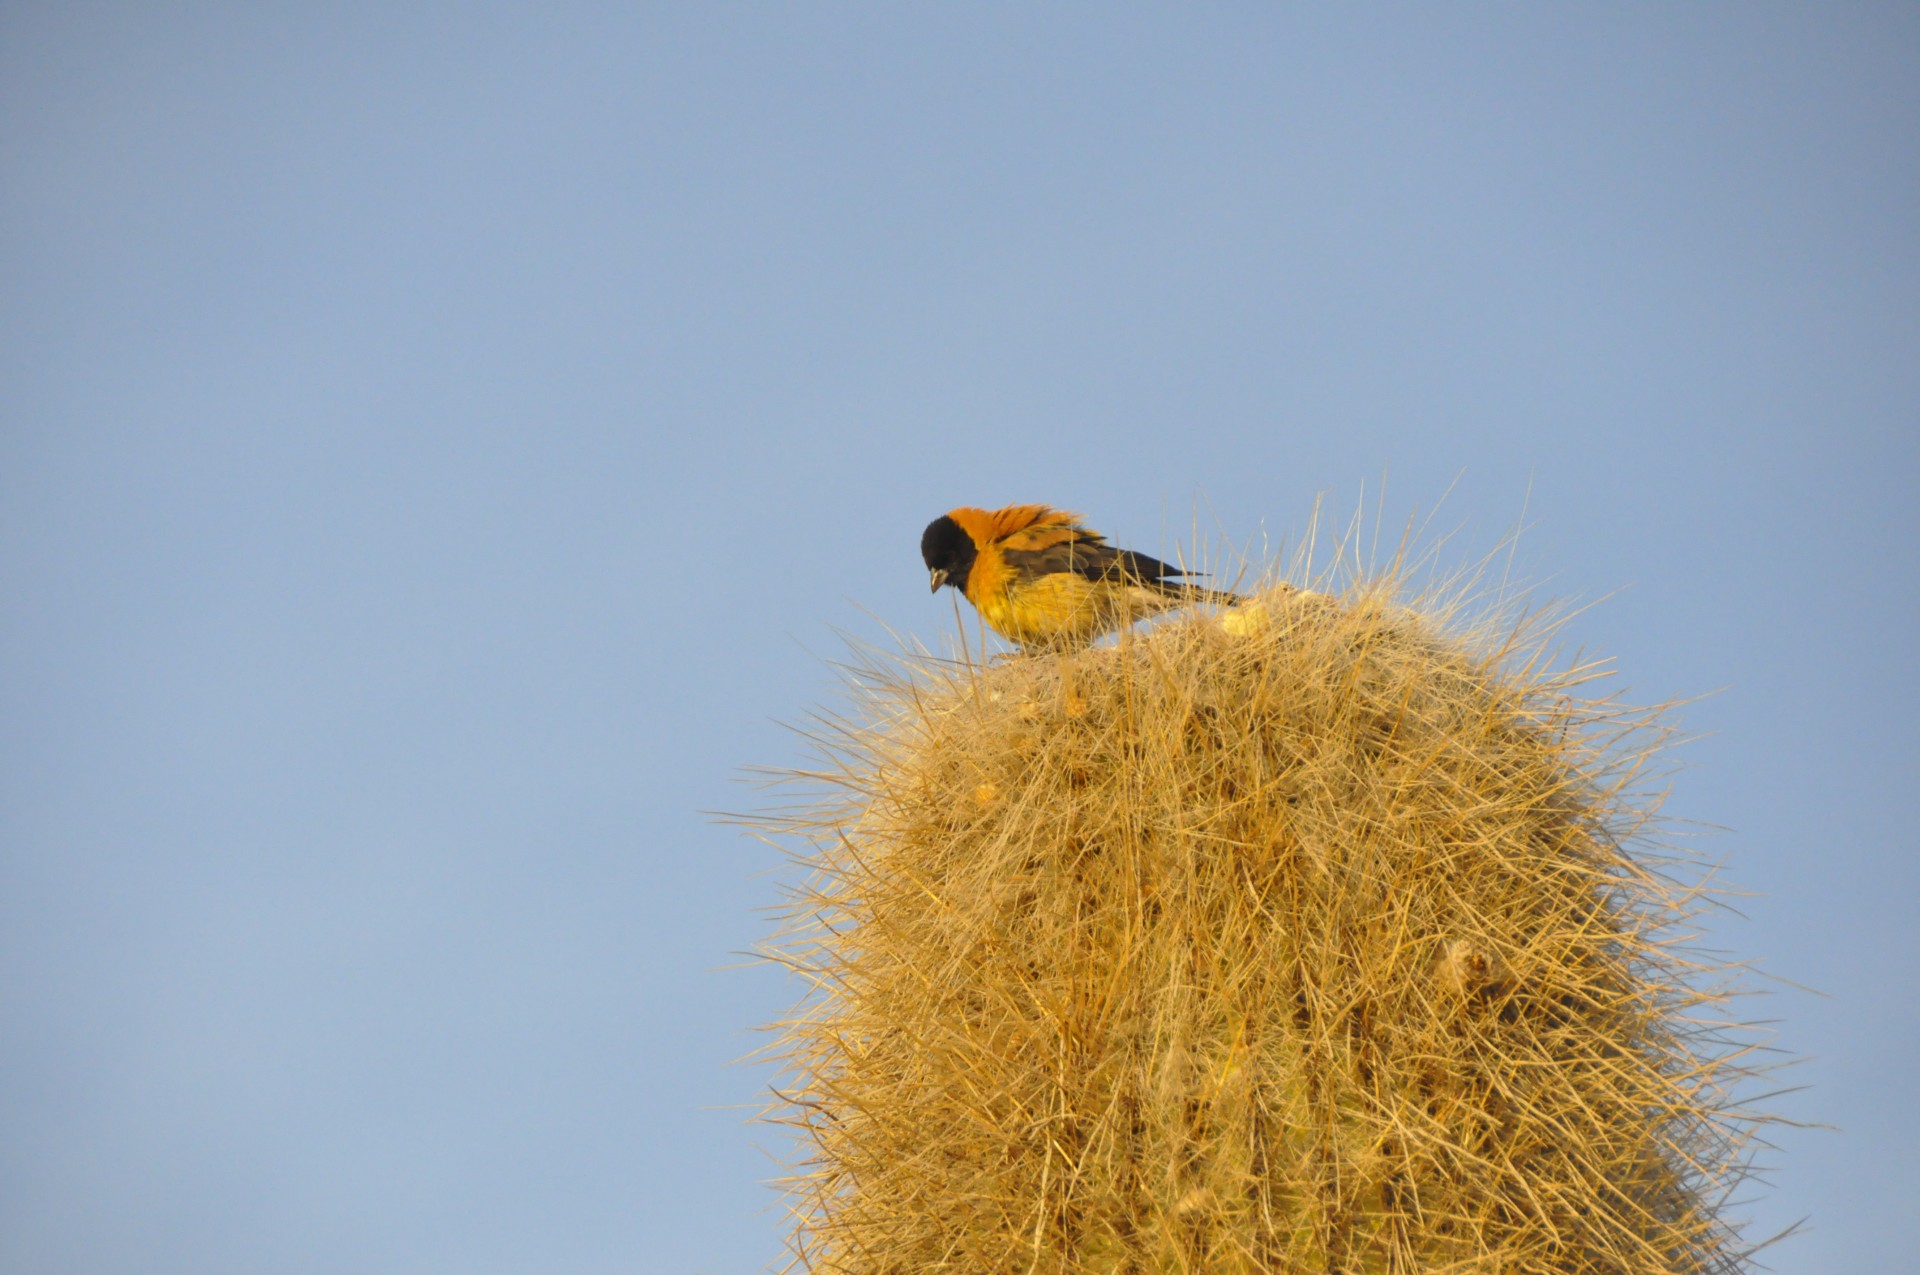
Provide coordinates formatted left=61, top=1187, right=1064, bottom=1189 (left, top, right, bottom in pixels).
left=920, top=504, right=1240, bottom=650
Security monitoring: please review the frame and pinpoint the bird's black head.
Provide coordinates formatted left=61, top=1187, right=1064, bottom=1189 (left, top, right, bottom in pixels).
left=921, top=514, right=976, bottom=594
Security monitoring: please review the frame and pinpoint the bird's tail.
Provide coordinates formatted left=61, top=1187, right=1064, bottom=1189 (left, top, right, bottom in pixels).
left=1149, top=579, right=1249, bottom=608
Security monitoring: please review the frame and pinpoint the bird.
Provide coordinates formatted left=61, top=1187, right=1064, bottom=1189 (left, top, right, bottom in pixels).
left=920, top=504, right=1242, bottom=650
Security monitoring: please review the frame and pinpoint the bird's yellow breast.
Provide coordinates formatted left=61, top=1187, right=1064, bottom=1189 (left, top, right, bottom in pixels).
left=970, top=570, right=1129, bottom=648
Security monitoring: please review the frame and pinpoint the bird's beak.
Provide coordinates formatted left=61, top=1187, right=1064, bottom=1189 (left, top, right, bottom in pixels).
left=929, top=568, right=949, bottom=593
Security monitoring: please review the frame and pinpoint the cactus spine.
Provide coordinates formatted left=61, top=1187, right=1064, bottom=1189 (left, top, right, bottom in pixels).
left=757, top=563, right=1768, bottom=1273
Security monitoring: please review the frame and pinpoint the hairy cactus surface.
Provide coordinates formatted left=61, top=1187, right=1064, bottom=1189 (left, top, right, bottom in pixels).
left=754, top=563, right=1768, bottom=1273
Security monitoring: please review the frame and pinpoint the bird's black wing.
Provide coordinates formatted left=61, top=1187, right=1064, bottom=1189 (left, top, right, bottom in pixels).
left=1003, top=530, right=1192, bottom=587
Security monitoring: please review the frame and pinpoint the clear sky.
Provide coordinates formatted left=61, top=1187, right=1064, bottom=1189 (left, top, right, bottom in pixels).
left=3, top=5, right=1914, bottom=1272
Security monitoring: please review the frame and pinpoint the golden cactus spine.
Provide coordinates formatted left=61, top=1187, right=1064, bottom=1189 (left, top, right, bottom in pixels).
left=755, top=563, right=1773, bottom=1273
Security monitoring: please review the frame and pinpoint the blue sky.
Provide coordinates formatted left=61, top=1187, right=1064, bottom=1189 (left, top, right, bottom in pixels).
left=3, top=5, right=1914, bottom=1271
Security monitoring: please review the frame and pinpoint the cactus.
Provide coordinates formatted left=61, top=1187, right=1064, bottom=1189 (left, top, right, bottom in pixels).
left=753, top=548, right=1771, bottom=1273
